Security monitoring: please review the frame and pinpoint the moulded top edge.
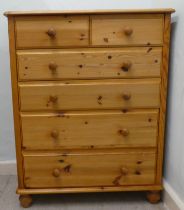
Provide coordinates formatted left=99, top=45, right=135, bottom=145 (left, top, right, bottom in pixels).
left=4, top=8, right=175, bottom=17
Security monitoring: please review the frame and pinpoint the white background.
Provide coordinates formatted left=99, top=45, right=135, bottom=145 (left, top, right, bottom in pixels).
left=0, top=0, right=184, bottom=203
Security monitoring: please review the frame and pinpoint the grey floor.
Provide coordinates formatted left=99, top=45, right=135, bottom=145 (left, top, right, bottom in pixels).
left=0, top=175, right=167, bottom=210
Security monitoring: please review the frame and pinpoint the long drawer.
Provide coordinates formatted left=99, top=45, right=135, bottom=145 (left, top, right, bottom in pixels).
left=21, top=110, right=158, bottom=150
left=15, top=16, right=89, bottom=48
left=92, top=14, right=163, bottom=46
left=19, top=79, right=160, bottom=111
left=17, top=47, right=162, bottom=80
left=23, top=150, right=156, bottom=188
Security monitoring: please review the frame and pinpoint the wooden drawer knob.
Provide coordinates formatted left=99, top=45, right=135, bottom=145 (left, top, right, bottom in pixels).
left=51, top=130, right=59, bottom=139
left=122, top=93, right=131, bottom=100
left=119, top=129, right=129, bottom=137
left=121, top=167, right=129, bottom=175
left=124, top=27, right=133, bottom=36
left=46, top=28, right=56, bottom=38
left=49, top=95, right=58, bottom=103
left=52, top=168, right=60, bottom=177
left=121, top=61, right=132, bottom=72
left=49, top=62, right=58, bottom=74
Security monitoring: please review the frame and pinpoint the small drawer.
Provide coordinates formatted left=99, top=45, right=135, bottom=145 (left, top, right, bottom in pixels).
left=19, top=79, right=160, bottom=111
left=21, top=110, right=158, bottom=150
left=23, top=150, right=156, bottom=188
left=15, top=16, right=89, bottom=48
left=91, top=14, right=163, bottom=46
left=17, top=47, right=162, bottom=80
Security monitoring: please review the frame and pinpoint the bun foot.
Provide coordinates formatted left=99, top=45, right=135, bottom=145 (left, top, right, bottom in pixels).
left=19, top=195, right=33, bottom=208
left=146, top=191, right=161, bottom=204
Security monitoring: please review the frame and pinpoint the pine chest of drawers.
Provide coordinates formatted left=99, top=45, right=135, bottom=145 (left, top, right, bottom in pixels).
left=5, top=9, right=175, bottom=207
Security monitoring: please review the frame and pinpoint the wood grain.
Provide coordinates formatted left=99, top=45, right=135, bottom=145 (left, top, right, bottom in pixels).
left=21, top=110, right=158, bottom=150
left=5, top=10, right=174, bottom=197
left=19, top=79, right=160, bottom=111
left=17, top=184, right=162, bottom=195
left=17, top=47, right=162, bottom=80
left=156, top=14, right=171, bottom=184
left=23, top=150, right=156, bottom=188
left=4, top=8, right=175, bottom=17
left=15, top=16, right=89, bottom=48
left=92, top=14, right=164, bottom=46
left=7, top=17, right=24, bottom=188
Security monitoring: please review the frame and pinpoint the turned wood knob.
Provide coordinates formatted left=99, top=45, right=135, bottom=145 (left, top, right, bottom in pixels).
left=146, top=191, right=161, bottom=204
left=121, top=61, right=132, bottom=72
left=122, top=93, right=131, bottom=100
left=121, top=167, right=129, bottom=175
left=124, top=27, right=133, bottom=36
left=19, top=195, right=33, bottom=208
left=51, top=130, right=59, bottom=139
left=49, top=62, right=58, bottom=74
left=52, top=168, right=60, bottom=177
left=46, top=28, right=56, bottom=38
left=119, top=129, right=129, bottom=137
left=49, top=95, right=58, bottom=103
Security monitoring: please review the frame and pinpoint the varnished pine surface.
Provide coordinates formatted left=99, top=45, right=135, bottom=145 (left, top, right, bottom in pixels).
left=5, top=10, right=174, bottom=196
left=19, top=79, right=161, bottom=111
left=17, top=47, right=162, bottom=80
left=23, top=150, right=156, bottom=188
left=4, top=8, right=175, bottom=16
left=21, top=110, right=158, bottom=150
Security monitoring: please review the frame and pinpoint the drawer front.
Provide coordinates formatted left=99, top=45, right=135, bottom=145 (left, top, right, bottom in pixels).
left=23, top=150, right=156, bottom=188
left=15, top=16, right=89, bottom=48
left=17, top=47, right=162, bottom=80
left=21, top=110, right=158, bottom=150
left=92, top=14, right=163, bottom=46
left=19, top=79, right=160, bottom=111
